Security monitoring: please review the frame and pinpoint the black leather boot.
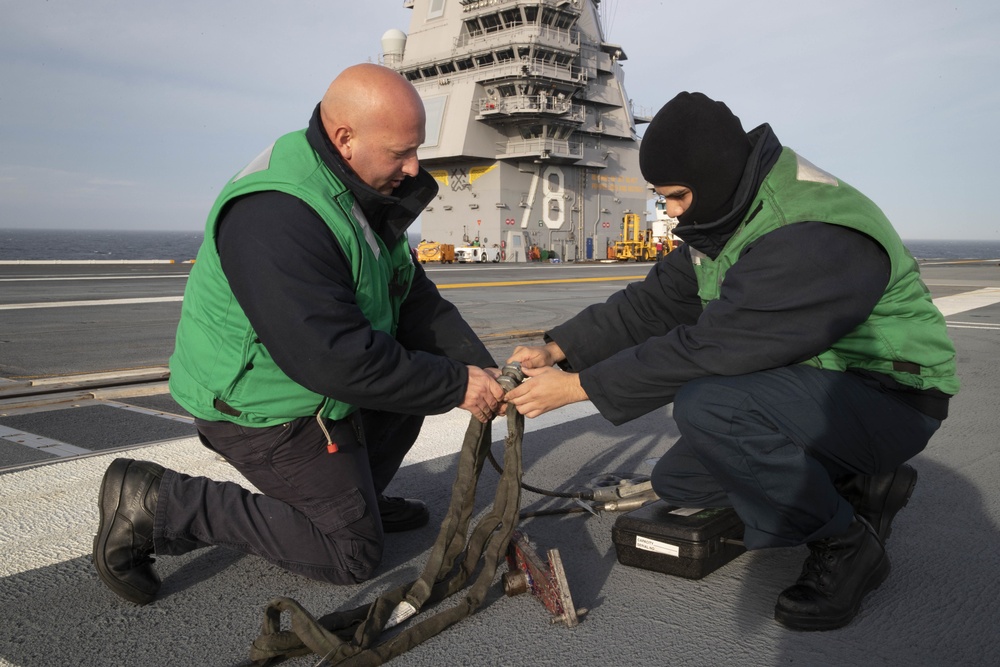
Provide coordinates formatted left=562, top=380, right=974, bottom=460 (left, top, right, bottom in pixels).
left=774, top=516, right=890, bottom=631
left=377, top=495, right=430, bottom=532
left=93, top=458, right=165, bottom=605
left=837, top=464, right=917, bottom=542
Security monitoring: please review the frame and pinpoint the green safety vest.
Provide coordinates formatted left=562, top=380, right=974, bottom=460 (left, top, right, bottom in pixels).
left=168, top=130, right=415, bottom=426
left=691, top=148, right=958, bottom=395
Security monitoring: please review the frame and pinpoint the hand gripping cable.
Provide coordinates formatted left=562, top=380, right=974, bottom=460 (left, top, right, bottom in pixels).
left=248, top=363, right=528, bottom=666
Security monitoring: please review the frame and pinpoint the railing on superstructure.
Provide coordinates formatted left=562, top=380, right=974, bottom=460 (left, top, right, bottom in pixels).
left=459, top=0, right=583, bottom=12
left=476, top=95, right=584, bottom=121
left=496, top=137, right=583, bottom=160
left=400, top=53, right=586, bottom=85
left=456, top=22, right=579, bottom=51
left=400, top=22, right=584, bottom=83
left=397, top=0, right=586, bottom=85
left=480, top=57, right=585, bottom=83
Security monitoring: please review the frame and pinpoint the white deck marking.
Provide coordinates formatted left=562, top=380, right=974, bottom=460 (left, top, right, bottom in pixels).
left=945, top=322, right=1000, bottom=330
left=103, top=402, right=195, bottom=424
left=0, top=284, right=993, bottom=583
left=0, top=274, right=187, bottom=282
left=0, top=425, right=92, bottom=457
left=0, top=296, right=183, bottom=311
left=0, top=288, right=993, bottom=469
left=933, top=288, right=1000, bottom=317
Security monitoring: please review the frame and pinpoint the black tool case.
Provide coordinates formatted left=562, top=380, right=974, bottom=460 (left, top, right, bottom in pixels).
left=612, top=501, right=746, bottom=579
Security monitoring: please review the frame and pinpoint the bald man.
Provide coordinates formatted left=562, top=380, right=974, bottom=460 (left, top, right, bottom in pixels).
left=93, top=64, right=505, bottom=605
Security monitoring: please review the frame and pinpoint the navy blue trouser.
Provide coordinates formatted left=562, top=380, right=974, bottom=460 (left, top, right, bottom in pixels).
left=152, top=410, right=423, bottom=584
left=651, top=366, right=941, bottom=550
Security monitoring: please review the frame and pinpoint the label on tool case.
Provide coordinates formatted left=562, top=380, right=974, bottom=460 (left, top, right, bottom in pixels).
left=668, top=507, right=705, bottom=517
left=635, top=535, right=680, bottom=557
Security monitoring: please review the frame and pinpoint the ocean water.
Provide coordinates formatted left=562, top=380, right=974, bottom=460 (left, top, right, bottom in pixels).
left=0, top=228, right=206, bottom=261
left=0, top=228, right=998, bottom=262
left=904, top=239, right=1000, bottom=261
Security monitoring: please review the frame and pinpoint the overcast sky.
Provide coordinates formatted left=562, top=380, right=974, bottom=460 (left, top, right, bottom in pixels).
left=1, top=0, right=997, bottom=240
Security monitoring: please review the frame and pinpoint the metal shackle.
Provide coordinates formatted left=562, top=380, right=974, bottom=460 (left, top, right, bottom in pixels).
left=496, top=361, right=525, bottom=393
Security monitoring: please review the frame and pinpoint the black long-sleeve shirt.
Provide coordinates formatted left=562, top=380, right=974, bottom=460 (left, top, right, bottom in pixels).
left=549, top=222, right=891, bottom=425
left=215, top=194, right=492, bottom=416
left=544, top=121, right=959, bottom=425
left=212, top=107, right=495, bottom=417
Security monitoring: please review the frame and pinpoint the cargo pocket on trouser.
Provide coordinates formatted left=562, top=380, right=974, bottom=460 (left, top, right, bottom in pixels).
left=304, top=486, right=382, bottom=584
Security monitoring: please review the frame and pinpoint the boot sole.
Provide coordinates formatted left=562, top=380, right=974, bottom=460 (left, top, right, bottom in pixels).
left=774, top=552, right=891, bottom=631
left=93, top=458, right=156, bottom=605
left=381, top=506, right=430, bottom=533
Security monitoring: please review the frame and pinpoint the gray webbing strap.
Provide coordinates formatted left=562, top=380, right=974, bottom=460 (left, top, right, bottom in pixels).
left=249, top=406, right=524, bottom=666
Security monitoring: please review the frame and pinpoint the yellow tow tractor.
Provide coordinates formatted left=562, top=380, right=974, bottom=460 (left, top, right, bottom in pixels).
left=416, top=240, right=455, bottom=264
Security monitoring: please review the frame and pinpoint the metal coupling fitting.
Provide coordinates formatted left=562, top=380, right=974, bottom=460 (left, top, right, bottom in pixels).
left=595, top=491, right=659, bottom=513
left=497, top=361, right=525, bottom=393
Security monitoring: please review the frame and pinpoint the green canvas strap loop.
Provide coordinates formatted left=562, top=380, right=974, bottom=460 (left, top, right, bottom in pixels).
left=249, top=405, right=525, bottom=666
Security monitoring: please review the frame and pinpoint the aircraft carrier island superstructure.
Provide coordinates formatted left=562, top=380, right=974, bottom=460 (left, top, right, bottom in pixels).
left=382, top=0, right=649, bottom=262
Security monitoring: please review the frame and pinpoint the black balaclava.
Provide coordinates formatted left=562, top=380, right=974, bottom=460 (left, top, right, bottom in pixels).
left=639, top=92, right=752, bottom=227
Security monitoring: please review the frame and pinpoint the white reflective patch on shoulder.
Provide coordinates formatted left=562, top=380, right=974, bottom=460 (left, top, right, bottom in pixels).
left=690, top=247, right=706, bottom=266
left=352, top=202, right=381, bottom=260
left=233, top=143, right=275, bottom=182
left=795, top=154, right=839, bottom=186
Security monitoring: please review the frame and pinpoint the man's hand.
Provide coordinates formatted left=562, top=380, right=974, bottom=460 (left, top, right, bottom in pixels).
left=504, top=365, right=588, bottom=419
left=459, top=366, right=505, bottom=423
left=507, top=341, right=566, bottom=370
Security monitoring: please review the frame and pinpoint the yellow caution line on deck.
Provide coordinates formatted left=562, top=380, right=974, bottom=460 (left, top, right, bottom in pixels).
left=438, top=276, right=646, bottom=289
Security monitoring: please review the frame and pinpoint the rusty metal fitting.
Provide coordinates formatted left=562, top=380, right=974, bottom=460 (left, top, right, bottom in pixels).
left=502, top=569, right=529, bottom=596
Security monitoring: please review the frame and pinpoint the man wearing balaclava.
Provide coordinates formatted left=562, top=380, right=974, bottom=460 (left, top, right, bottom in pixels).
left=504, top=92, right=958, bottom=631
